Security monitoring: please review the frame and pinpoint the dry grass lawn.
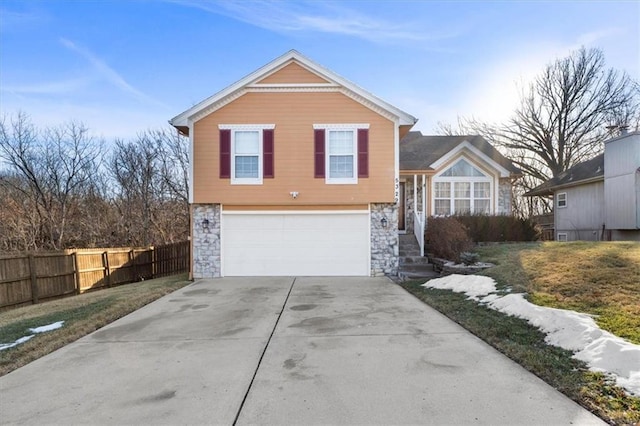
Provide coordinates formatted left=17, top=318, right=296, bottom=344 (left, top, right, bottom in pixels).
left=0, top=274, right=190, bottom=376
left=476, top=241, right=640, bottom=344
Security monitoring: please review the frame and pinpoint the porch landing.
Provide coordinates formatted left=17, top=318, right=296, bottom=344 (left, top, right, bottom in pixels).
left=397, top=234, right=438, bottom=281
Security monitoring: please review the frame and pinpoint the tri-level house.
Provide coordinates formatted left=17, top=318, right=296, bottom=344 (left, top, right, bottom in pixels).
left=170, top=50, right=520, bottom=278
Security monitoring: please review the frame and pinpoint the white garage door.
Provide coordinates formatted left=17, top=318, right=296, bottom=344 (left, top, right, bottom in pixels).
left=222, top=211, right=369, bottom=276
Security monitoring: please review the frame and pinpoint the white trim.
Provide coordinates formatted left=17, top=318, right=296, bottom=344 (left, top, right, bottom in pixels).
left=221, top=210, right=369, bottom=215
left=228, top=127, right=265, bottom=185
left=557, top=232, right=568, bottom=242
left=429, top=141, right=511, bottom=178
left=314, top=125, right=362, bottom=185
left=169, top=50, right=417, bottom=129
left=394, top=118, right=400, bottom=204
left=313, top=123, right=369, bottom=130
left=557, top=192, right=567, bottom=208
left=367, top=204, right=372, bottom=276
left=219, top=205, right=225, bottom=277
left=188, top=119, right=194, bottom=204
left=248, top=83, right=340, bottom=88
left=219, top=124, right=275, bottom=130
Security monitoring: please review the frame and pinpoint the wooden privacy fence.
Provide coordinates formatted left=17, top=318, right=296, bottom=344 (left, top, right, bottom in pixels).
left=0, top=241, right=189, bottom=310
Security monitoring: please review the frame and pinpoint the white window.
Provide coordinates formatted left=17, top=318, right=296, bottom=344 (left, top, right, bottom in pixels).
left=234, top=130, right=260, bottom=181
left=314, top=124, right=368, bottom=184
left=557, top=232, right=568, bottom=242
left=328, top=130, right=356, bottom=182
left=557, top=192, right=567, bottom=208
left=219, top=124, right=275, bottom=185
left=432, top=158, right=493, bottom=215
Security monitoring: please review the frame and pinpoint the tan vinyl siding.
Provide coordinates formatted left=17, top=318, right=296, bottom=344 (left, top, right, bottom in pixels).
left=257, top=62, right=330, bottom=84
left=193, top=91, right=395, bottom=205
left=223, top=204, right=369, bottom=211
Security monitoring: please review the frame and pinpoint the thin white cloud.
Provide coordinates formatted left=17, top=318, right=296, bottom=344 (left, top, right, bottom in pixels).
left=59, top=38, right=168, bottom=108
left=2, top=77, right=94, bottom=95
left=0, top=7, right=49, bottom=32
left=167, top=0, right=461, bottom=46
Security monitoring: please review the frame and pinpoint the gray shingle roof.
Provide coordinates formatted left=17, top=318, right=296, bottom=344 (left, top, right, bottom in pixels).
left=525, top=153, right=605, bottom=196
left=399, top=131, right=521, bottom=174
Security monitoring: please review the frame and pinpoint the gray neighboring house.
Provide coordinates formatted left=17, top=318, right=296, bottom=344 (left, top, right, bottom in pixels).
left=527, top=131, right=640, bottom=241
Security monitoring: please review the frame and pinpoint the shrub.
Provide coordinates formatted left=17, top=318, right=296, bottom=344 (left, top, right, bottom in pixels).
left=425, top=216, right=473, bottom=262
left=460, top=251, right=480, bottom=265
left=455, top=214, right=540, bottom=242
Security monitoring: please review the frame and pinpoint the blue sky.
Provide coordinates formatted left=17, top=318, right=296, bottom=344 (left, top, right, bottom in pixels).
left=1, top=1, right=638, bottom=139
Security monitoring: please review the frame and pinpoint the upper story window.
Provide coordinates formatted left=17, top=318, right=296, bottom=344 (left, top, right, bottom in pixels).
left=234, top=131, right=260, bottom=180
left=313, top=124, right=369, bottom=184
left=433, top=158, right=492, bottom=215
left=219, top=124, right=275, bottom=185
left=557, top=192, right=567, bottom=208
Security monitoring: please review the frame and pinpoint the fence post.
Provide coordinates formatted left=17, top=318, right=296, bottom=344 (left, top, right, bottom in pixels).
left=72, top=252, right=81, bottom=294
left=103, top=251, right=111, bottom=287
left=28, top=254, right=39, bottom=304
left=151, top=246, right=156, bottom=279
left=130, top=249, right=137, bottom=282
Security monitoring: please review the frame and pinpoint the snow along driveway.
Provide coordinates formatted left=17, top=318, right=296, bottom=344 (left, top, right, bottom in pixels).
left=0, top=276, right=604, bottom=425
left=424, top=274, right=640, bottom=396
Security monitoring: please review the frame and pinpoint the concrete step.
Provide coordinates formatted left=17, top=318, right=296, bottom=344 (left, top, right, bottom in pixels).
left=400, top=256, right=431, bottom=265
left=398, top=264, right=439, bottom=281
left=399, top=250, right=421, bottom=256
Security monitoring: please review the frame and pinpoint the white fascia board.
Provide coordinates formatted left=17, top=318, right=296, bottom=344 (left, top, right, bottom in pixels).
left=169, top=50, right=417, bottom=128
left=429, top=141, right=512, bottom=178
left=188, top=119, right=194, bottom=204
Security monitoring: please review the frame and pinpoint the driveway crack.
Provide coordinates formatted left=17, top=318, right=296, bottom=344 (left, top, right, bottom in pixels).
left=232, top=277, right=296, bottom=425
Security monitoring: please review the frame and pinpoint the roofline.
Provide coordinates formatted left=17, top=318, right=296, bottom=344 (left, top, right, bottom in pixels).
left=525, top=175, right=604, bottom=197
left=170, top=50, right=417, bottom=129
left=428, top=140, right=513, bottom=178
left=604, top=130, right=640, bottom=144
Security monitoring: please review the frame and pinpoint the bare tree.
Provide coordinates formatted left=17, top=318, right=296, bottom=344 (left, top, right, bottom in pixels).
left=502, top=47, right=637, bottom=182
left=0, top=113, right=103, bottom=250
left=437, top=47, right=639, bottom=216
left=109, top=129, right=189, bottom=246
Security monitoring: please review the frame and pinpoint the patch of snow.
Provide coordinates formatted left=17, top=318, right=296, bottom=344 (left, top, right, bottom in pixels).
left=0, top=335, right=35, bottom=351
left=423, top=275, right=640, bottom=396
left=0, top=321, right=65, bottom=352
left=29, top=321, right=64, bottom=334
left=423, top=274, right=497, bottom=300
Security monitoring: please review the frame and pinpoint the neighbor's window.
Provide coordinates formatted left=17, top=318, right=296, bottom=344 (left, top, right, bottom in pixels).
left=557, top=192, right=567, bottom=208
left=432, top=158, right=492, bottom=215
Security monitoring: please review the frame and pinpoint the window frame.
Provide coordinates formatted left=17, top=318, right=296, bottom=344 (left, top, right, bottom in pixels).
left=431, top=157, right=493, bottom=216
left=314, top=124, right=369, bottom=185
left=557, top=232, right=568, bottom=242
left=219, top=124, right=275, bottom=185
left=557, top=192, right=567, bottom=208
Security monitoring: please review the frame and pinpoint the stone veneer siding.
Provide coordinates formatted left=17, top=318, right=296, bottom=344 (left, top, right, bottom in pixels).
left=192, top=204, right=221, bottom=278
left=370, top=203, right=399, bottom=276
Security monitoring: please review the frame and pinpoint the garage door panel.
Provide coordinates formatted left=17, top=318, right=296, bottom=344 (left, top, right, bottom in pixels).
left=222, top=212, right=369, bottom=276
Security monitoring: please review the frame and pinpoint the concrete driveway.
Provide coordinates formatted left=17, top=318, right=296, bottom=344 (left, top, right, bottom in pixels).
left=0, top=277, right=603, bottom=425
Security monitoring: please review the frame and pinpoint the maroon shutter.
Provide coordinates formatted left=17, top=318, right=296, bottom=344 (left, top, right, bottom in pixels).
left=263, top=129, right=274, bottom=178
left=314, top=129, right=325, bottom=178
left=358, top=128, right=369, bottom=178
left=219, top=129, right=231, bottom=179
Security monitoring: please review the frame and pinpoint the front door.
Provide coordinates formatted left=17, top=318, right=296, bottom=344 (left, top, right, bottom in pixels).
left=398, top=182, right=405, bottom=231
